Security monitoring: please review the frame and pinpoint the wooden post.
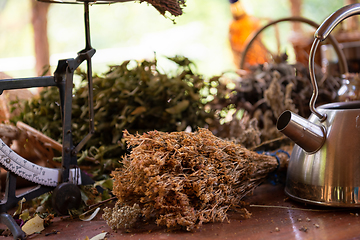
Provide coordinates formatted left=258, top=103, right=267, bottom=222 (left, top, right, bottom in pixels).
left=289, top=0, right=302, bottom=32
left=31, top=0, right=50, bottom=77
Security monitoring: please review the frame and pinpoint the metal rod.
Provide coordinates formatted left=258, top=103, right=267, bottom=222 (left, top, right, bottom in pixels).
left=84, top=2, right=92, bottom=50
left=61, top=65, right=76, bottom=182
left=73, top=56, right=95, bottom=154
left=0, top=76, right=56, bottom=94
left=73, top=2, right=95, bottom=154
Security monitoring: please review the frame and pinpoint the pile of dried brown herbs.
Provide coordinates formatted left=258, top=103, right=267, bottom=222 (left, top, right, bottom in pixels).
left=103, top=128, right=279, bottom=231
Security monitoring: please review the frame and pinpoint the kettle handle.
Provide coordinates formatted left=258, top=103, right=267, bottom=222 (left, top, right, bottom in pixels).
left=309, top=3, right=360, bottom=121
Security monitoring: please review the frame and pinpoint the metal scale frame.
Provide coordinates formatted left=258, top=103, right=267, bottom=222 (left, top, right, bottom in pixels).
left=0, top=1, right=130, bottom=238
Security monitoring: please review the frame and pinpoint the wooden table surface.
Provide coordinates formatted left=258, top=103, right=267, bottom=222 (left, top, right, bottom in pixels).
left=2, top=182, right=360, bottom=240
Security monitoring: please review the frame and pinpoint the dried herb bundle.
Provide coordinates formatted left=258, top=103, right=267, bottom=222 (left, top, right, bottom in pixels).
left=105, top=128, right=280, bottom=231
left=142, top=0, right=186, bottom=17
left=209, top=61, right=341, bottom=147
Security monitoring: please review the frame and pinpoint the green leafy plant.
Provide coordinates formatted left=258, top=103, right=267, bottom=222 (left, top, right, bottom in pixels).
left=11, top=56, right=218, bottom=178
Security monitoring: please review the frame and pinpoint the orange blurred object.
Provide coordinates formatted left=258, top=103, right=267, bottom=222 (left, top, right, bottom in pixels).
left=229, top=0, right=269, bottom=69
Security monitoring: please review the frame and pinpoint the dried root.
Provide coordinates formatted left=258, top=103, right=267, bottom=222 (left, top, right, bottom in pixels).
left=106, top=128, right=280, bottom=231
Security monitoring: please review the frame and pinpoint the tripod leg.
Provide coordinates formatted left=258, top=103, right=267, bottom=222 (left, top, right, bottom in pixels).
left=0, top=213, right=26, bottom=240
left=0, top=173, right=26, bottom=239
left=0, top=172, right=53, bottom=239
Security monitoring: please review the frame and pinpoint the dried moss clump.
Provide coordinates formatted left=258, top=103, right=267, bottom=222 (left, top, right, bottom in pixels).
left=103, top=203, right=141, bottom=230
left=106, top=128, right=278, bottom=231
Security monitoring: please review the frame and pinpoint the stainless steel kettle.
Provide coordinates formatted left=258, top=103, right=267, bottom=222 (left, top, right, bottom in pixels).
left=277, top=3, right=360, bottom=207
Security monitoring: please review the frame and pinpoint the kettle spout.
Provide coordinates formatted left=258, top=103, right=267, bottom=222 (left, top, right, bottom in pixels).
left=277, top=111, right=326, bottom=153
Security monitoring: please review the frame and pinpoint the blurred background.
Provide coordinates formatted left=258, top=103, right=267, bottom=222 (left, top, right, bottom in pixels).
left=0, top=0, right=349, bottom=79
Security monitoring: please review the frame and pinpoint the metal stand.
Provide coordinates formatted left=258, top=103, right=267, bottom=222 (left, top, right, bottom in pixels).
left=0, top=2, right=96, bottom=239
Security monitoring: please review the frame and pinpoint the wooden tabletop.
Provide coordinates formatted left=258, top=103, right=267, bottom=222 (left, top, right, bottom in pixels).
left=2, top=182, right=360, bottom=240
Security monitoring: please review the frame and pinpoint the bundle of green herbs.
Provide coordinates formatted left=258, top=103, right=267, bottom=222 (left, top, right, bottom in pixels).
left=10, top=56, right=217, bottom=179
